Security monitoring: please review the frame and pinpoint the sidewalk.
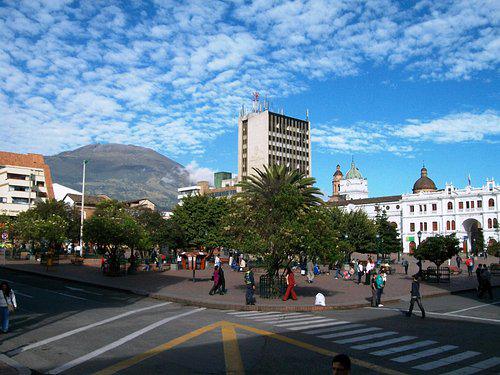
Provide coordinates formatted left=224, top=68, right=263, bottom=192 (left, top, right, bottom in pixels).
left=2, top=259, right=498, bottom=311
left=0, top=354, right=30, bottom=375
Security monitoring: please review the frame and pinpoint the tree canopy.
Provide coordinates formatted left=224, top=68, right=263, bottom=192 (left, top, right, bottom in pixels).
left=375, top=210, right=402, bottom=256
left=414, top=234, right=460, bottom=269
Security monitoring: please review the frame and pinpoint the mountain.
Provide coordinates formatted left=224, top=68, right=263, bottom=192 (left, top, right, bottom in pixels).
left=45, top=144, right=190, bottom=210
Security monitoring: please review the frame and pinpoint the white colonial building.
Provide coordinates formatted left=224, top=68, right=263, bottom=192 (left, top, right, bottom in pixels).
left=330, top=164, right=500, bottom=254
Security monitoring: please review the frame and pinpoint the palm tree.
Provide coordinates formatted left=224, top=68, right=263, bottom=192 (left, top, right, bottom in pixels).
left=237, top=165, right=323, bottom=207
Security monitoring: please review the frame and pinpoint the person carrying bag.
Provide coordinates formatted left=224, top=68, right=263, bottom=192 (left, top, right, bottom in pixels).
left=1, top=281, right=17, bottom=333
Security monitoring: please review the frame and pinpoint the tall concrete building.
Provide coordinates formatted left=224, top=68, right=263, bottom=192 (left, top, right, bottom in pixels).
left=0, top=152, right=54, bottom=217
left=238, top=108, right=311, bottom=180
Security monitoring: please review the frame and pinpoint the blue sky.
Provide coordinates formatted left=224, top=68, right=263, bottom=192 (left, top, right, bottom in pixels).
left=1, top=0, right=499, bottom=199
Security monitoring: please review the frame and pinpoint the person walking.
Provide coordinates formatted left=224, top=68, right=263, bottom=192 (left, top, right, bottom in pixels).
left=406, top=274, right=425, bottom=318
left=402, top=258, right=409, bottom=275
left=283, top=267, right=298, bottom=301
left=218, top=264, right=227, bottom=295
left=370, top=273, right=378, bottom=307
left=479, top=265, right=493, bottom=299
left=375, top=271, right=385, bottom=307
left=306, top=259, right=315, bottom=283
left=466, top=257, right=474, bottom=276
left=332, top=354, right=351, bottom=375
left=209, top=265, right=220, bottom=295
left=456, top=255, right=462, bottom=269
left=475, top=264, right=483, bottom=295
left=244, top=266, right=255, bottom=305
left=0, top=281, right=17, bottom=333
left=357, top=261, right=364, bottom=285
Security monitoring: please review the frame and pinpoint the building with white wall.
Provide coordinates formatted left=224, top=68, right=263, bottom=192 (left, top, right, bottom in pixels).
left=330, top=165, right=500, bottom=254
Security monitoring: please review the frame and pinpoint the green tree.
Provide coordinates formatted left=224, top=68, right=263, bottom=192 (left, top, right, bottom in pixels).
left=414, top=234, right=460, bottom=281
left=84, top=200, right=144, bottom=273
left=228, top=165, right=324, bottom=276
left=375, top=210, right=402, bottom=257
left=476, top=228, right=485, bottom=255
left=487, top=240, right=500, bottom=258
left=342, top=210, right=377, bottom=257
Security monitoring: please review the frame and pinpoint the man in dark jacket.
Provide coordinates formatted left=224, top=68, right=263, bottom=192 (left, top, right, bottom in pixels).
left=476, top=264, right=483, bottom=295
left=244, top=266, right=255, bottom=305
left=406, top=274, right=425, bottom=318
left=456, top=255, right=462, bottom=269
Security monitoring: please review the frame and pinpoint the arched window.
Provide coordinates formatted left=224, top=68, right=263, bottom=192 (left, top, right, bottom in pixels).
left=446, top=221, right=450, bottom=230
left=447, top=202, right=453, bottom=210
left=488, top=218, right=493, bottom=229
left=451, top=220, right=456, bottom=230
left=489, top=198, right=495, bottom=207
left=494, top=218, right=499, bottom=228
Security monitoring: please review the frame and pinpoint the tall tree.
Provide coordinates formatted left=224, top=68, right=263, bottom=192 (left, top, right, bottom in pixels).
left=375, top=210, right=402, bottom=257
left=228, top=165, right=324, bottom=276
left=342, top=210, right=377, bottom=257
left=414, top=234, right=460, bottom=281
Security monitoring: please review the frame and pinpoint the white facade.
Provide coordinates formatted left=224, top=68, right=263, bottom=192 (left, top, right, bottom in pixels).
left=341, top=179, right=500, bottom=254
left=339, top=177, right=368, bottom=200
left=177, top=185, right=202, bottom=204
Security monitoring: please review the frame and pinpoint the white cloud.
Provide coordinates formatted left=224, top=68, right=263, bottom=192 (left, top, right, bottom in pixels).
left=185, top=161, right=216, bottom=184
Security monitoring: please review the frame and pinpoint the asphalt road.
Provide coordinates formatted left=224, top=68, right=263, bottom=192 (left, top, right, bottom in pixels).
left=1, top=268, right=499, bottom=375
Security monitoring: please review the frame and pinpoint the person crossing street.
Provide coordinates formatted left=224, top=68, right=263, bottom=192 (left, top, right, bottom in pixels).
left=283, top=267, right=298, bottom=301
left=406, top=274, right=425, bottom=318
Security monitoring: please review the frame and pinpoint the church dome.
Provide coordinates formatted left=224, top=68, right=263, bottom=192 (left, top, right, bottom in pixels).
left=345, top=161, right=363, bottom=179
left=333, top=164, right=343, bottom=177
left=412, top=166, right=437, bottom=193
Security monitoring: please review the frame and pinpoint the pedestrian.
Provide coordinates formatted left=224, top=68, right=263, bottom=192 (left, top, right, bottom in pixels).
left=456, top=255, right=462, bottom=269
left=176, top=253, right=182, bottom=269
left=239, top=257, right=246, bottom=272
left=332, top=353, right=351, bottom=375
left=466, top=257, right=474, bottom=276
left=402, top=258, right=409, bottom=275
left=479, top=266, right=493, bottom=299
left=370, top=273, right=377, bottom=307
left=365, top=259, right=374, bottom=285
left=406, top=274, right=425, bottom=318
left=0, top=281, right=17, bottom=333
left=209, top=265, right=220, bottom=295
left=214, top=254, right=221, bottom=267
left=283, top=267, right=298, bottom=301
left=229, top=255, right=234, bottom=271
left=357, top=261, right=364, bottom=285
left=375, top=271, right=385, bottom=307
left=244, top=265, right=256, bottom=305
left=218, top=264, right=227, bottom=295
left=476, top=264, right=483, bottom=294
left=307, top=259, right=314, bottom=283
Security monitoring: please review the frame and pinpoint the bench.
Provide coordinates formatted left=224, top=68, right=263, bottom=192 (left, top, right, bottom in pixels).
left=423, top=266, right=450, bottom=283
left=70, top=256, right=84, bottom=265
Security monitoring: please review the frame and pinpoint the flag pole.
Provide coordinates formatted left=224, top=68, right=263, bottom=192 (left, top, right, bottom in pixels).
left=79, top=160, right=87, bottom=257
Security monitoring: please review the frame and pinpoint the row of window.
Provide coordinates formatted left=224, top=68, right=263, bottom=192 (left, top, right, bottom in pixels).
left=409, top=218, right=498, bottom=232
left=487, top=218, right=498, bottom=229
left=268, top=144, right=309, bottom=158
left=409, top=198, right=495, bottom=213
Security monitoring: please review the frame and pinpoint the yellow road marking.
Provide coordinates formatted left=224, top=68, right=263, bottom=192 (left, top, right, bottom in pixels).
left=221, top=323, right=245, bottom=375
left=94, top=320, right=407, bottom=375
left=93, top=322, right=222, bottom=375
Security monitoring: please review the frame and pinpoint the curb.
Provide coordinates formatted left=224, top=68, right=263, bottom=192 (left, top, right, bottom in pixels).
left=2, top=265, right=496, bottom=312
left=0, top=354, right=31, bottom=375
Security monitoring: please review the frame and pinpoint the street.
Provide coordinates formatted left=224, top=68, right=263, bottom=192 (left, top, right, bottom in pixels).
left=1, top=269, right=499, bottom=374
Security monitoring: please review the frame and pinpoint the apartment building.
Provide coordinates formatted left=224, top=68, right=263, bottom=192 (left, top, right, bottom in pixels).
left=0, top=152, right=54, bottom=217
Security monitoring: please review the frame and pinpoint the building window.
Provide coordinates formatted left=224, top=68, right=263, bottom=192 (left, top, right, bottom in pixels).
left=466, top=201, right=470, bottom=209
left=446, top=221, right=450, bottom=230
left=419, top=222, right=424, bottom=231
left=494, top=218, right=499, bottom=228
left=447, top=202, right=453, bottom=210
left=423, top=222, right=428, bottom=231
left=471, top=201, right=475, bottom=209
left=488, top=218, right=493, bottom=229
left=477, top=200, right=482, bottom=208
left=386, top=205, right=390, bottom=210
left=451, top=220, right=456, bottom=230
left=459, top=202, right=464, bottom=209
left=432, top=203, right=437, bottom=211
left=489, top=198, right=495, bottom=207
left=410, top=205, right=414, bottom=213
left=410, top=223, right=415, bottom=232
left=432, top=222, right=438, bottom=231
left=396, top=205, right=400, bottom=209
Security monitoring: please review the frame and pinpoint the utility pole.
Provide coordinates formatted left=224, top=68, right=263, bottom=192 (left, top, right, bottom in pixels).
left=79, top=160, right=88, bottom=257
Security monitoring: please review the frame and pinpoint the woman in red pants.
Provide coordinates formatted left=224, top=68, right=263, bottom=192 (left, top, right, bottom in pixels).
left=283, top=267, right=297, bottom=301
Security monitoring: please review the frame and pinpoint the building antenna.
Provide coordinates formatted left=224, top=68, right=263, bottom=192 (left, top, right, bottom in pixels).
left=252, top=92, right=259, bottom=113
left=306, top=109, right=309, bottom=120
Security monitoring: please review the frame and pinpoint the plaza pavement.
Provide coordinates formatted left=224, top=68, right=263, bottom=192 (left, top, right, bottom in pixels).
left=3, top=257, right=498, bottom=312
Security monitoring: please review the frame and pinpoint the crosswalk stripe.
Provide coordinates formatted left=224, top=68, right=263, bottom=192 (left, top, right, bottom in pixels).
left=262, top=316, right=324, bottom=324
left=440, top=357, right=500, bottom=375
left=319, top=327, right=381, bottom=339
left=275, top=318, right=333, bottom=327
left=334, top=331, right=398, bottom=344
left=252, top=313, right=309, bottom=321
left=227, top=311, right=277, bottom=316
left=250, top=314, right=312, bottom=322
left=351, top=336, right=416, bottom=350
left=391, top=345, right=458, bottom=363
left=288, top=321, right=349, bottom=331
left=413, top=351, right=481, bottom=371
left=371, top=340, right=437, bottom=356
left=306, top=323, right=363, bottom=335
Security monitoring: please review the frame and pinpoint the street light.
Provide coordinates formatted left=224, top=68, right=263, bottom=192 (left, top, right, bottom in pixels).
left=79, top=160, right=88, bottom=257
left=417, top=230, right=422, bottom=245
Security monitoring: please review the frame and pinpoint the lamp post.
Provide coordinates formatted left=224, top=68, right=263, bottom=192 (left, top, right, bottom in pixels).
left=417, top=230, right=422, bottom=245
left=344, top=234, right=349, bottom=262
left=79, top=160, right=88, bottom=257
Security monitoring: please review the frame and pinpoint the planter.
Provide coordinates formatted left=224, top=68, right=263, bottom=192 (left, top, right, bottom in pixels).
left=259, top=275, right=286, bottom=299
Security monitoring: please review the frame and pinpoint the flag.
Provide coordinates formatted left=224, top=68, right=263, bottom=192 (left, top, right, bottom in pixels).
left=468, top=174, right=471, bottom=186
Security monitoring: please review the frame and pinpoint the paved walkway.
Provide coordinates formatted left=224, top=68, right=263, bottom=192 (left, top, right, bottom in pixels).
left=2, top=258, right=498, bottom=311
